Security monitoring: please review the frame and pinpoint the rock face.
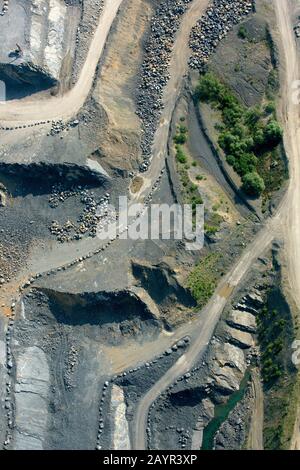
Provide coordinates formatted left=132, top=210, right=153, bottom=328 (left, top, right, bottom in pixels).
left=209, top=342, right=246, bottom=393
left=225, top=325, right=254, bottom=349
left=0, top=0, right=80, bottom=93
left=226, top=310, right=256, bottom=333
left=13, top=346, right=50, bottom=450
left=0, top=190, right=6, bottom=207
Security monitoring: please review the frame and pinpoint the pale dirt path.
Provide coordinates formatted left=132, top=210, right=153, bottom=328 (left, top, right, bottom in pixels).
left=275, top=0, right=300, bottom=313
left=247, top=368, right=264, bottom=450
left=0, top=0, right=124, bottom=123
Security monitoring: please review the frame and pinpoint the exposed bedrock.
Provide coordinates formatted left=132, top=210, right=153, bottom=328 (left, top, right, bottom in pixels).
left=132, top=259, right=196, bottom=311
left=0, top=98, right=111, bottom=182
left=22, top=287, right=162, bottom=346
left=0, top=63, right=56, bottom=92
left=13, top=346, right=50, bottom=450
left=0, top=0, right=81, bottom=95
left=0, top=161, right=109, bottom=188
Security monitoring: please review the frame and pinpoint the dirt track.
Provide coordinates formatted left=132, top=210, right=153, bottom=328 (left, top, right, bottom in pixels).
left=275, top=0, right=300, bottom=314
left=247, top=368, right=264, bottom=450
left=274, top=0, right=300, bottom=450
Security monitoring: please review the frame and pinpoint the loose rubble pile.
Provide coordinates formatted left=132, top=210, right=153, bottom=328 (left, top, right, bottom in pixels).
left=0, top=111, right=95, bottom=138
left=0, top=1, right=9, bottom=17
left=0, top=114, right=89, bottom=133
left=147, top=356, right=206, bottom=449
left=0, top=241, right=28, bottom=287
left=48, top=184, right=79, bottom=209
left=49, top=107, right=99, bottom=136
left=0, top=120, right=51, bottom=131
left=136, top=0, right=193, bottom=172
left=49, top=119, right=79, bottom=136
left=3, top=306, right=15, bottom=448
left=294, top=21, right=300, bottom=38
left=189, top=0, right=254, bottom=70
left=48, top=184, right=114, bottom=242
left=64, top=345, right=79, bottom=390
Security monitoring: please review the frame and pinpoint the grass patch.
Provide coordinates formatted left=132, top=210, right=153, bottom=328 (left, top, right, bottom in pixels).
left=175, top=144, right=203, bottom=227
left=174, top=124, right=188, bottom=145
left=187, top=252, right=221, bottom=307
left=174, top=121, right=223, bottom=236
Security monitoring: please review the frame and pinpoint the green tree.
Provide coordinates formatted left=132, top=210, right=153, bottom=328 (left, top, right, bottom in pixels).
left=238, top=152, right=258, bottom=175
left=245, top=106, right=261, bottom=128
left=242, top=171, right=265, bottom=196
left=176, top=147, right=187, bottom=164
left=264, top=120, right=283, bottom=147
left=265, top=101, right=276, bottom=115
left=254, top=128, right=265, bottom=147
left=195, top=73, right=224, bottom=102
left=174, top=133, right=187, bottom=145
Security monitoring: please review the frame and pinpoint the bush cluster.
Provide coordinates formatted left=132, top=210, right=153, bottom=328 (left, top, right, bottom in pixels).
left=195, top=73, right=283, bottom=197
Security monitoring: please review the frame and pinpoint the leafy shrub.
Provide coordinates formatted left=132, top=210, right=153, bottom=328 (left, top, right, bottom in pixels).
left=176, top=147, right=187, bottom=164
left=264, top=120, right=283, bottom=146
left=242, top=171, right=265, bottom=196
left=238, top=25, right=247, bottom=39
left=179, top=124, right=188, bottom=134
left=188, top=253, right=221, bottom=307
left=174, top=133, right=187, bottom=145
left=265, top=101, right=276, bottom=115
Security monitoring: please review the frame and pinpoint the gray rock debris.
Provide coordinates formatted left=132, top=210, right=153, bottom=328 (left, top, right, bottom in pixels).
left=136, top=0, right=253, bottom=173
left=136, top=0, right=193, bottom=171
left=189, top=0, right=254, bottom=70
left=0, top=1, right=9, bottom=17
left=48, top=184, right=113, bottom=243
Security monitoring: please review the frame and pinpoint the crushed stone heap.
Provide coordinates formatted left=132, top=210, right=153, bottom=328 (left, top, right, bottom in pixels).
left=0, top=0, right=81, bottom=90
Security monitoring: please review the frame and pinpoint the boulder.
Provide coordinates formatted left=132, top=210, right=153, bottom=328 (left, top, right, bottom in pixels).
left=225, top=326, right=254, bottom=349
left=226, top=310, right=256, bottom=333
